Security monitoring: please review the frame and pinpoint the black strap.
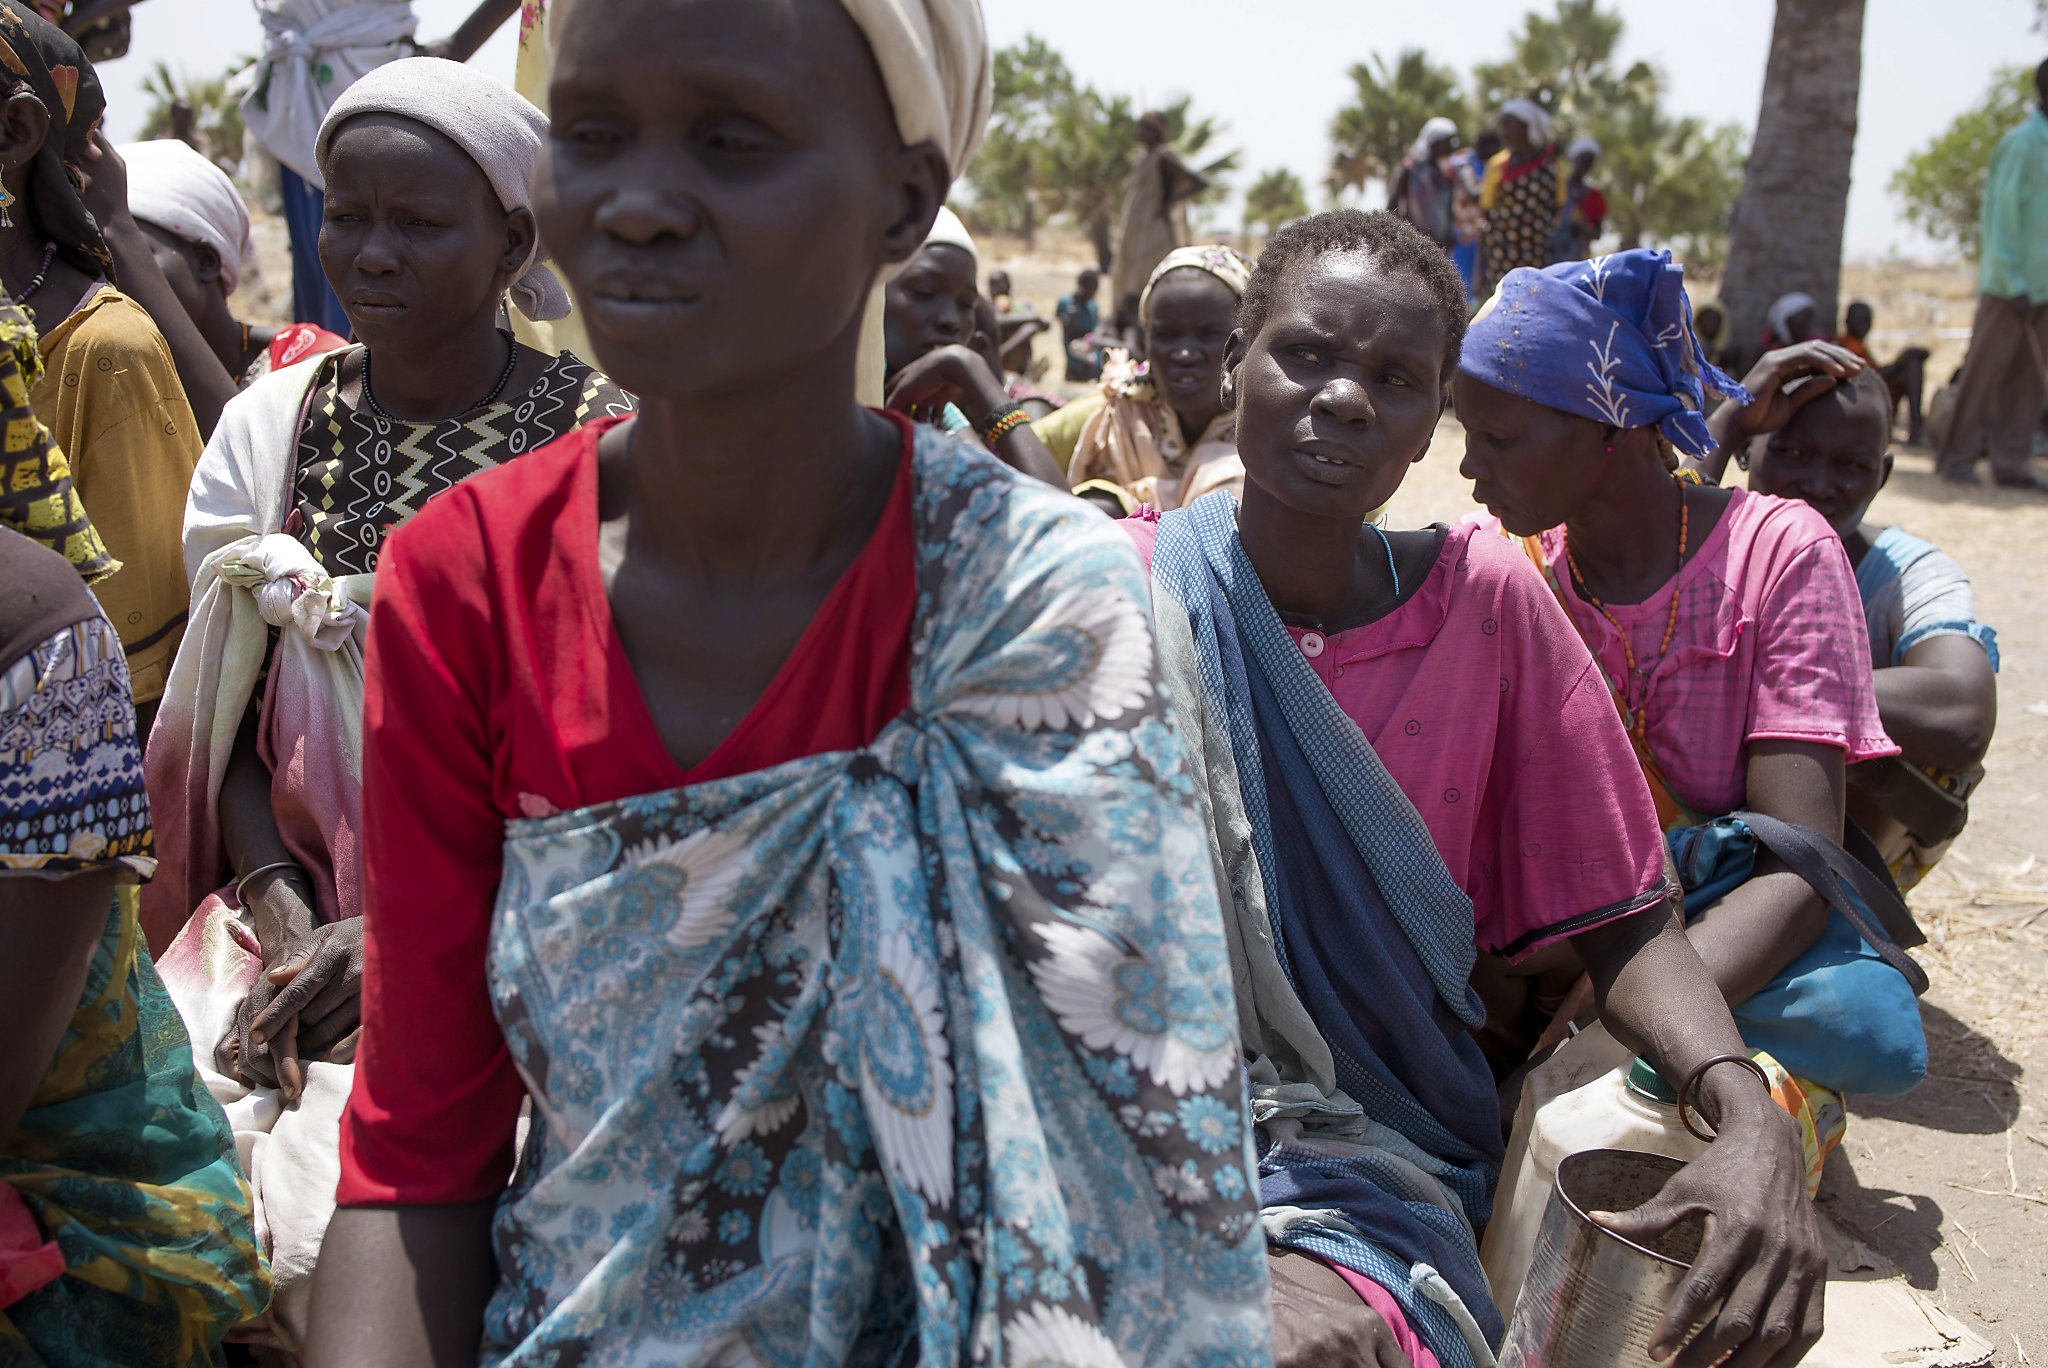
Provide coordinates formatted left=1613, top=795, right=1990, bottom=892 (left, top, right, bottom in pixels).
left=1726, top=810, right=1929, bottom=997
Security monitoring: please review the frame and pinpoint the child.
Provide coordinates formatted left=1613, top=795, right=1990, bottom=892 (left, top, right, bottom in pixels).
left=1836, top=300, right=1930, bottom=445
left=305, top=1, right=1269, bottom=1362
left=1056, top=266, right=1103, bottom=379
left=1130, top=211, right=1824, bottom=1368
left=1738, top=367, right=1998, bottom=889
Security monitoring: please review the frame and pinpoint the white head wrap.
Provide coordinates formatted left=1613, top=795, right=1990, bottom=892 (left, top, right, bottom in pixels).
left=1566, top=136, right=1601, bottom=162
left=832, top=0, right=992, bottom=183
left=916, top=205, right=978, bottom=271
left=1767, top=291, right=1818, bottom=343
left=1499, top=98, right=1553, bottom=144
left=1409, top=116, right=1459, bottom=164
left=119, top=139, right=255, bottom=294
left=315, top=57, right=571, bottom=322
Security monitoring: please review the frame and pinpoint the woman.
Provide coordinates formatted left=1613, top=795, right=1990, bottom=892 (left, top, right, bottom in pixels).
left=1456, top=251, right=1920, bottom=1101
left=1111, top=109, right=1208, bottom=305
left=0, top=6, right=203, bottom=727
left=304, top=1, right=1270, bottom=1363
left=1766, top=291, right=1822, bottom=348
left=0, top=293, right=115, bottom=579
left=1042, top=243, right=1250, bottom=508
left=121, top=137, right=347, bottom=386
left=141, top=56, right=631, bottom=1351
left=879, top=206, right=1064, bottom=484
left=1478, top=99, right=1557, bottom=289
left=0, top=524, right=268, bottom=1365
left=1552, top=136, right=1606, bottom=262
left=1712, top=360, right=1996, bottom=892
left=241, top=0, right=521, bottom=337
left=1129, top=211, right=1826, bottom=1368
left=1390, top=115, right=1460, bottom=253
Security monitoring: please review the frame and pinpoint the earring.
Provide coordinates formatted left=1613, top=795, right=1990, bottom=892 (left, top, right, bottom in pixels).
left=0, top=183, right=13, bottom=230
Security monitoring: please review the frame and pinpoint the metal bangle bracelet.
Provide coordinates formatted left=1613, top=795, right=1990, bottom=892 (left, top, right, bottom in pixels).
left=234, top=860, right=307, bottom=906
left=1675, top=1052, right=1772, bottom=1142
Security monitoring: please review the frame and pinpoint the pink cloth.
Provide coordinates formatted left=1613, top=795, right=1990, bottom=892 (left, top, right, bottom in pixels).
left=144, top=584, right=360, bottom=958
left=1123, top=516, right=1669, bottom=959
left=0, top=1181, right=62, bottom=1311
left=1327, top=1260, right=1446, bottom=1368
left=1498, top=489, right=1896, bottom=815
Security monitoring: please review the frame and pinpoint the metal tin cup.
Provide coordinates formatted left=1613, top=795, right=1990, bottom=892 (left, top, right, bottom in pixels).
left=1497, top=1148, right=1713, bottom=1366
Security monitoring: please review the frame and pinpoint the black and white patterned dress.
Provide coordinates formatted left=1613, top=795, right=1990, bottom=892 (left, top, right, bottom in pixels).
left=291, top=345, right=634, bottom=576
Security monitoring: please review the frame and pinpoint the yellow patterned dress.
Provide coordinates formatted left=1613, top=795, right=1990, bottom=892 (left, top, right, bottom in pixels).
left=0, top=297, right=116, bottom=583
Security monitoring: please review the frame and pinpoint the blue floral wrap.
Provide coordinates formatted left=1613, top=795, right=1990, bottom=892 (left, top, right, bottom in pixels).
left=478, top=432, right=1272, bottom=1366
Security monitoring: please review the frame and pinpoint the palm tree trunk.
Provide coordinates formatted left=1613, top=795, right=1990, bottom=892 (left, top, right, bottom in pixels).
left=1719, top=0, right=1865, bottom=350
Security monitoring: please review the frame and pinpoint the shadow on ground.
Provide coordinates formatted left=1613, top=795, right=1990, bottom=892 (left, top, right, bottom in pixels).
left=1816, top=1153, right=1949, bottom=1290
left=1853, top=1000, right=2025, bottom=1135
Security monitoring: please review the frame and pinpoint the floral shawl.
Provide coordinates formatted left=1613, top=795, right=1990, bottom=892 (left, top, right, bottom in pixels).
left=477, top=433, right=1271, bottom=1365
left=1065, top=352, right=1242, bottom=512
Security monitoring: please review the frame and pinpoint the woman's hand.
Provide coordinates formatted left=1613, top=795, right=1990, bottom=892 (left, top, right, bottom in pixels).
left=248, top=917, right=367, bottom=1102
left=218, top=869, right=318, bottom=1092
left=884, top=344, right=1008, bottom=426
left=1713, top=341, right=1867, bottom=449
left=1592, top=1102, right=1826, bottom=1366
left=1268, top=1247, right=1415, bottom=1368
left=78, top=128, right=132, bottom=229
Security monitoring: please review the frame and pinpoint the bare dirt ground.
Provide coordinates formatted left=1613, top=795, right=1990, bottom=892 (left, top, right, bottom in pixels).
left=985, top=230, right=2045, bottom=1363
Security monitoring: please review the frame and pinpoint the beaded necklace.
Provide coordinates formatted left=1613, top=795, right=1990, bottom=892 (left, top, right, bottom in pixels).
left=1564, top=472, right=1690, bottom=737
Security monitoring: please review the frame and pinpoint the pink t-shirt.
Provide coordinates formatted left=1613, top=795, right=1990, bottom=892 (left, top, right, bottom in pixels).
left=1125, top=515, right=1670, bottom=961
left=1493, top=489, right=1896, bottom=816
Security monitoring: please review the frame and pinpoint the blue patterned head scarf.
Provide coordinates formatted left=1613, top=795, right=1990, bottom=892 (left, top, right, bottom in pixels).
left=1460, top=248, right=1749, bottom=457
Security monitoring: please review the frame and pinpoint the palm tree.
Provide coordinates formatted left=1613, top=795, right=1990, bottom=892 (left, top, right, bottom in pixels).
left=1243, top=168, right=1309, bottom=247
left=1327, top=50, right=1468, bottom=202
left=1719, top=0, right=1867, bottom=347
left=139, top=61, right=247, bottom=169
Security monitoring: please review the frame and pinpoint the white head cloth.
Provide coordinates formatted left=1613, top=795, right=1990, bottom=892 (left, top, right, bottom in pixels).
left=242, top=0, right=418, bottom=187
left=1409, top=116, right=1459, bottom=164
left=315, top=57, right=570, bottom=322
left=833, top=0, right=992, bottom=184
left=1767, top=291, right=1818, bottom=343
left=919, top=205, right=978, bottom=271
left=120, top=139, right=255, bottom=294
left=1566, top=136, right=1601, bottom=162
left=1499, top=98, right=1553, bottom=144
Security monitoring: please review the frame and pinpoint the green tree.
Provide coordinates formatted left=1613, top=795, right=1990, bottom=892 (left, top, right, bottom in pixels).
left=1472, top=0, right=1629, bottom=118
left=1034, top=88, right=1139, bottom=270
left=1459, top=0, right=1743, bottom=262
left=138, top=61, right=247, bottom=168
left=966, top=37, right=1078, bottom=247
left=1889, top=65, right=2032, bottom=259
left=963, top=38, right=1237, bottom=265
left=1327, top=49, right=1467, bottom=200
left=1243, top=168, right=1309, bottom=243
left=1025, top=87, right=1238, bottom=271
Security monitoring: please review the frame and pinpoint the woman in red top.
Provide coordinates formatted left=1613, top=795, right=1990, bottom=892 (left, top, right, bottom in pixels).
left=304, top=1, right=1273, bottom=1364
